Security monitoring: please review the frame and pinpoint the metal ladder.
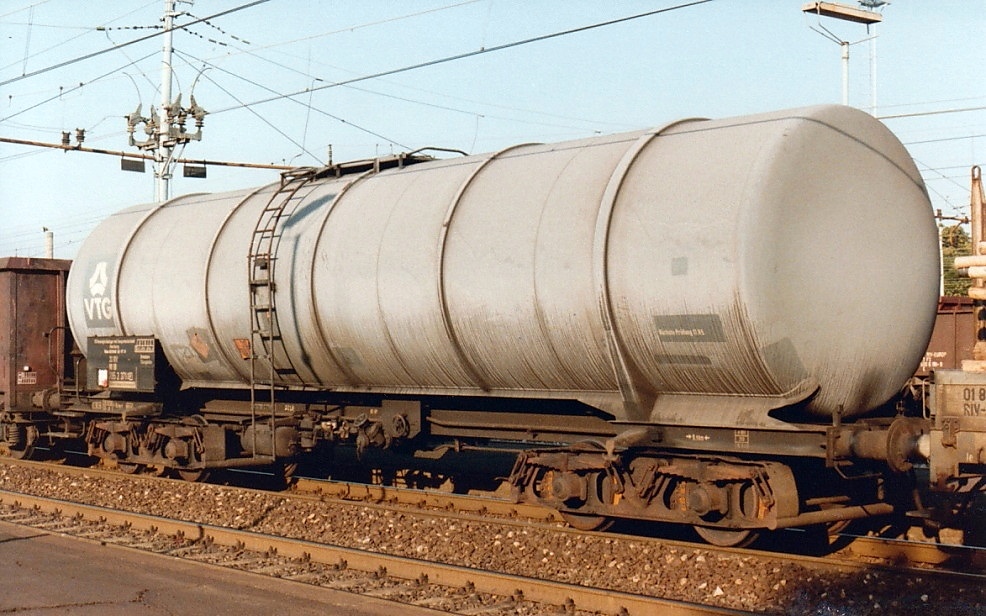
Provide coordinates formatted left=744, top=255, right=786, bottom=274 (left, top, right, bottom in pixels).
left=247, top=167, right=317, bottom=459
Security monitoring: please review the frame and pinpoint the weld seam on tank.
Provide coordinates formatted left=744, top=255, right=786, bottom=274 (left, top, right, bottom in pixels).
left=309, top=170, right=377, bottom=387
left=436, top=143, right=538, bottom=392
left=593, top=130, right=660, bottom=419
left=803, top=115, right=929, bottom=192
left=374, top=180, right=422, bottom=384
left=592, top=118, right=704, bottom=420
left=530, top=152, right=589, bottom=389
left=205, top=183, right=270, bottom=383
left=112, top=196, right=191, bottom=335
left=731, top=125, right=794, bottom=397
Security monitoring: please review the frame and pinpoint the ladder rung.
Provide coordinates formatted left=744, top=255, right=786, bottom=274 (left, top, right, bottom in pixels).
left=279, top=175, right=312, bottom=186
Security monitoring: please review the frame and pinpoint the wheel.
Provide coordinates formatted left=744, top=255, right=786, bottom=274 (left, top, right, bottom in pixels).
left=3, top=423, right=38, bottom=460
left=561, top=512, right=615, bottom=532
left=117, top=462, right=144, bottom=474
left=694, top=525, right=760, bottom=548
left=177, top=468, right=211, bottom=482
left=176, top=415, right=210, bottom=482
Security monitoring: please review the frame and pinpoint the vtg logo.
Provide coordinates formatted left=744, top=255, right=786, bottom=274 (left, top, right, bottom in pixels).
left=83, top=261, right=115, bottom=325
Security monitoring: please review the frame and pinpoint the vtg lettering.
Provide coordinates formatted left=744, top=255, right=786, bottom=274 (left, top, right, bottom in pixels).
left=84, top=296, right=113, bottom=322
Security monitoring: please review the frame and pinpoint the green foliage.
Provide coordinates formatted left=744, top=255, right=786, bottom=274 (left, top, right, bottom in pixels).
left=941, top=224, right=972, bottom=297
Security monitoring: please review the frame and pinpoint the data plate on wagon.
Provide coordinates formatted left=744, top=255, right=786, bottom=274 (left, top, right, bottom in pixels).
left=86, top=336, right=158, bottom=392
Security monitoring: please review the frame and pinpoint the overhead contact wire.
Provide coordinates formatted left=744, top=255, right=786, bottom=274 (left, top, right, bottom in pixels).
left=174, top=50, right=410, bottom=150
left=212, top=0, right=716, bottom=116
left=0, top=0, right=271, bottom=87
left=0, top=51, right=158, bottom=123
left=179, top=58, right=323, bottom=164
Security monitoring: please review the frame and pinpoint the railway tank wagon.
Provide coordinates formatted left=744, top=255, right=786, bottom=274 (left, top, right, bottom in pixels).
left=53, top=104, right=975, bottom=544
left=67, top=104, right=938, bottom=414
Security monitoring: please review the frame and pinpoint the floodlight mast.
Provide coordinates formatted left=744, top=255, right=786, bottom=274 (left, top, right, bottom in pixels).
left=802, top=2, right=884, bottom=109
left=860, top=1, right=889, bottom=113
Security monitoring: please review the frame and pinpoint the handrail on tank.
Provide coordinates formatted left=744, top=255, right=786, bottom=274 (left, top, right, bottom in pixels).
left=289, top=150, right=449, bottom=180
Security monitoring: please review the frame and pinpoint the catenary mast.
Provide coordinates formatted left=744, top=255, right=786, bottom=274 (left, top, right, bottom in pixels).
left=157, top=0, right=176, bottom=202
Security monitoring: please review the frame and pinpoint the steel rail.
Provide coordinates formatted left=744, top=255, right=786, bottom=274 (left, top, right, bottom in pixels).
left=838, top=531, right=984, bottom=569
left=0, top=489, right=739, bottom=616
left=291, top=476, right=561, bottom=522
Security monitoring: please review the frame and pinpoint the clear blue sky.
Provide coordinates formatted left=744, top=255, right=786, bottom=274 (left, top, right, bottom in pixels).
left=1, top=1, right=984, bottom=258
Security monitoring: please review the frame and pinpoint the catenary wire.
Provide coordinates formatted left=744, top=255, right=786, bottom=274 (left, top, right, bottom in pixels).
left=1, top=1, right=158, bottom=73
left=177, top=57, right=323, bottom=164
left=203, top=35, right=622, bottom=134
left=174, top=50, right=411, bottom=151
left=3, top=1, right=476, bottom=152
left=879, top=105, right=986, bottom=121
left=0, top=51, right=158, bottom=124
left=0, top=0, right=53, bottom=20
left=0, top=0, right=271, bottom=87
left=218, top=0, right=484, bottom=57
left=211, top=0, right=716, bottom=116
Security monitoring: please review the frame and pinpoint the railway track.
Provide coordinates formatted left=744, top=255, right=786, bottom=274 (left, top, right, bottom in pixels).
left=289, top=473, right=980, bottom=570
left=0, top=491, right=735, bottom=616
left=5, top=455, right=982, bottom=569
left=19, top=454, right=975, bottom=569
left=0, top=456, right=983, bottom=614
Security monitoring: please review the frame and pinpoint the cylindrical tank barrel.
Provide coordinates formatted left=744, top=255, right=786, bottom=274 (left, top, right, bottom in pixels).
left=66, top=105, right=940, bottom=424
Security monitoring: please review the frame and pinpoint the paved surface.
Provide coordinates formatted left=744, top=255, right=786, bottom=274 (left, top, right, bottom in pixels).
left=0, top=520, right=443, bottom=615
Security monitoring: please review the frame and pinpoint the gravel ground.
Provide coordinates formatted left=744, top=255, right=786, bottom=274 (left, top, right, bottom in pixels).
left=1, top=464, right=983, bottom=615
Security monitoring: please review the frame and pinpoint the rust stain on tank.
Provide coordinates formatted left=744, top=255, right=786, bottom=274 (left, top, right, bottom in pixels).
left=187, top=329, right=213, bottom=362
left=233, top=338, right=252, bottom=360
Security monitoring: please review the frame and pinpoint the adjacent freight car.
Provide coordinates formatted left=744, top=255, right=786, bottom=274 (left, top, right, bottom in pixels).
left=917, top=297, right=975, bottom=378
left=3, top=105, right=985, bottom=546
left=0, top=257, right=74, bottom=458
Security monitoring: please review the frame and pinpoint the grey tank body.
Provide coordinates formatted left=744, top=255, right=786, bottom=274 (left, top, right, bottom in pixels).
left=66, top=105, right=941, bottom=428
